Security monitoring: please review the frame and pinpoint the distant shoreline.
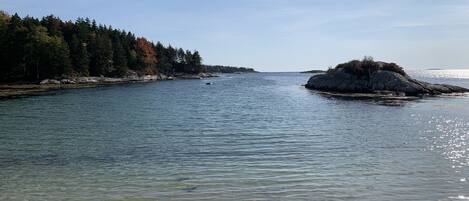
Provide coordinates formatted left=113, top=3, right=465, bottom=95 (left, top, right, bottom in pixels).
left=300, top=70, right=326, bottom=73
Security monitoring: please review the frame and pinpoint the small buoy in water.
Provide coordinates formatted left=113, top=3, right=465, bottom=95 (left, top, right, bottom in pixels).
left=205, top=82, right=213, bottom=85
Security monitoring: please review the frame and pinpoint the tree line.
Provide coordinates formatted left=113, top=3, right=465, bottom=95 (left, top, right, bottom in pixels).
left=203, top=65, right=256, bottom=73
left=0, top=11, right=205, bottom=82
left=327, top=56, right=406, bottom=79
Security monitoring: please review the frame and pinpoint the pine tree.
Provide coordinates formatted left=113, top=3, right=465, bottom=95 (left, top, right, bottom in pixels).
left=124, top=31, right=138, bottom=69
left=0, top=11, right=10, bottom=81
left=3, top=13, right=29, bottom=81
left=41, top=15, right=63, bottom=37
left=192, top=51, right=203, bottom=73
left=112, top=37, right=128, bottom=76
left=154, top=42, right=172, bottom=74
left=75, top=18, right=91, bottom=43
left=90, top=34, right=113, bottom=76
left=184, top=50, right=193, bottom=73
left=43, top=36, right=72, bottom=77
left=165, top=45, right=178, bottom=72
left=174, top=48, right=184, bottom=73
left=70, top=34, right=90, bottom=75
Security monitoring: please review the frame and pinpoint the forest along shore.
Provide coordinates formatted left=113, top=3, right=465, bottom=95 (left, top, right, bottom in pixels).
left=0, top=12, right=256, bottom=99
left=0, top=72, right=218, bottom=99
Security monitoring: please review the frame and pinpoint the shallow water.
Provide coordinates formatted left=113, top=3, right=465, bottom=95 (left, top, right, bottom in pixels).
left=1, top=71, right=469, bottom=200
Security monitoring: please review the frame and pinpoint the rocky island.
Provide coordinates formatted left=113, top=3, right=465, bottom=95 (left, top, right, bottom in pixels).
left=305, top=57, right=469, bottom=97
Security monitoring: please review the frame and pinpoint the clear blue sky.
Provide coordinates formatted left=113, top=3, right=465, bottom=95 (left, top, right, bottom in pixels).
left=2, top=0, right=469, bottom=72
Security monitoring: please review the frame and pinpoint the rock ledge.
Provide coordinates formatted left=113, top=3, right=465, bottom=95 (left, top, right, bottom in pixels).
left=305, top=59, right=468, bottom=96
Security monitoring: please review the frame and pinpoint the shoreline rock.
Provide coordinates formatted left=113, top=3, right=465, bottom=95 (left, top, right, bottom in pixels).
left=305, top=69, right=469, bottom=96
left=37, top=72, right=218, bottom=85
left=1, top=72, right=218, bottom=99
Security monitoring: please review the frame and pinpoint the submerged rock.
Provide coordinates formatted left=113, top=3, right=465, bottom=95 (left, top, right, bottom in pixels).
left=305, top=61, right=468, bottom=96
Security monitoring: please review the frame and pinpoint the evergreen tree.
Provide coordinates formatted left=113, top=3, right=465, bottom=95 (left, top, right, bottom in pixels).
left=112, top=37, right=128, bottom=76
left=174, top=48, right=185, bottom=73
left=41, top=15, right=63, bottom=37
left=42, top=36, right=72, bottom=78
left=166, top=45, right=177, bottom=72
left=75, top=18, right=91, bottom=43
left=168, top=45, right=177, bottom=62
left=90, top=34, right=113, bottom=76
left=183, top=50, right=193, bottom=73
left=176, top=48, right=186, bottom=64
left=70, top=34, right=90, bottom=75
left=154, top=42, right=172, bottom=74
left=2, top=14, right=29, bottom=81
left=192, top=51, right=203, bottom=73
left=0, top=11, right=11, bottom=81
left=124, top=31, right=138, bottom=69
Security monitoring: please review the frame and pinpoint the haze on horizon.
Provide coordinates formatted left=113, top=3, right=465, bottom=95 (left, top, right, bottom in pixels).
left=2, top=0, right=469, bottom=72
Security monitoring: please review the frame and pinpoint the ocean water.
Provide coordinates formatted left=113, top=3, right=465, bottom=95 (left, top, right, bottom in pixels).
left=1, top=71, right=469, bottom=201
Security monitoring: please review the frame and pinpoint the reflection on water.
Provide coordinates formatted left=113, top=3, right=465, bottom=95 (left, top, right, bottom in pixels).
left=425, top=117, right=469, bottom=168
left=410, top=69, right=469, bottom=79
left=307, top=90, right=420, bottom=107
left=0, top=71, right=469, bottom=200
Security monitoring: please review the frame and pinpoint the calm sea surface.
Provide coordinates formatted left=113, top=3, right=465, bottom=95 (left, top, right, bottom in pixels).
left=1, top=71, right=469, bottom=200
